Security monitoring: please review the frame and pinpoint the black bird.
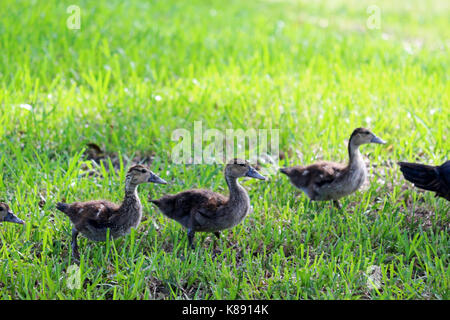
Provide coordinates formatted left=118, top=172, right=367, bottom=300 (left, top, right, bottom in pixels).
left=149, top=159, right=266, bottom=249
left=398, top=160, right=450, bottom=201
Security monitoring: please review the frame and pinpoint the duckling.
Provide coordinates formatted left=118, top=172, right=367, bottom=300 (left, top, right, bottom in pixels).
left=149, top=159, right=266, bottom=249
left=56, top=164, right=167, bottom=260
left=0, top=203, right=25, bottom=225
left=280, top=128, right=386, bottom=208
left=398, top=160, right=449, bottom=201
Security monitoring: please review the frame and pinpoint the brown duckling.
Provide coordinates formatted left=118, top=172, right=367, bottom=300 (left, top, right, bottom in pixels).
left=56, top=164, right=167, bottom=260
left=280, top=128, right=386, bottom=208
left=149, top=159, right=266, bottom=249
left=0, top=203, right=25, bottom=225
left=398, top=160, right=449, bottom=201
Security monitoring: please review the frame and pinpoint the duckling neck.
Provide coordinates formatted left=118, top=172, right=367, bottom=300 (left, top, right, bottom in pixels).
left=225, top=175, right=250, bottom=211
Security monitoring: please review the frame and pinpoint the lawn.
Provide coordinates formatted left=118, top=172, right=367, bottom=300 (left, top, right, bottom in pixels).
left=0, top=0, right=448, bottom=299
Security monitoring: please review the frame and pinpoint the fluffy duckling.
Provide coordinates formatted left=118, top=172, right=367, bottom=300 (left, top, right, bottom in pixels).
left=398, top=160, right=449, bottom=201
left=57, top=164, right=167, bottom=260
left=280, top=128, right=386, bottom=208
left=149, top=159, right=266, bottom=249
left=0, top=203, right=25, bottom=225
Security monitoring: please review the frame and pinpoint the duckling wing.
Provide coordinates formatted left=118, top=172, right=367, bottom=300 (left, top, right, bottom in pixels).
left=177, top=190, right=227, bottom=222
left=191, top=192, right=228, bottom=218
left=189, top=192, right=229, bottom=231
left=438, top=161, right=450, bottom=200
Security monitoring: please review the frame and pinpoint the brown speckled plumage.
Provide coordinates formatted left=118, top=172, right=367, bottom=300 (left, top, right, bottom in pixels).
left=57, top=164, right=167, bottom=260
left=149, top=158, right=266, bottom=249
left=280, top=128, right=386, bottom=207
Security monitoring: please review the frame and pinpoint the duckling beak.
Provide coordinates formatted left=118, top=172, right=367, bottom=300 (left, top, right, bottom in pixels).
left=4, top=211, right=25, bottom=225
left=246, top=166, right=266, bottom=180
left=149, top=174, right=168, bottom=185
left=371, top=135, right=386, bottom=144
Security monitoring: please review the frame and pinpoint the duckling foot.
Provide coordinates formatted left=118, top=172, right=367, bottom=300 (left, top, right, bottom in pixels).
left=187, top=229, right=195, bottom=250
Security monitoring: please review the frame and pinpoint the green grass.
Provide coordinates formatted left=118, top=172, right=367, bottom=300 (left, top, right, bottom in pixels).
left=0, top=0, right=449, bottom=299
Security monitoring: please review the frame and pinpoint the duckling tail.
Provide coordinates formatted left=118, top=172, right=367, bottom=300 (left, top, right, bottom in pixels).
left=398, top=162, right=440, bottom=192
left=56, top=202, right=69, bottom=214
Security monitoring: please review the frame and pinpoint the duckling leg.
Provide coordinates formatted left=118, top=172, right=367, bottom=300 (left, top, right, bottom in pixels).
left=332, top=200, right=342, bottom=210
left=71, top=228, right=80, bottom=261
left=187, top=229, right=195, bottom=249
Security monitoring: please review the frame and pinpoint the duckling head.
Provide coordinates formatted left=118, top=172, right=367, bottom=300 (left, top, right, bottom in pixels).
left=0, top=203, right=25, bottom=225
left=225, top=159, right=266, bottom=180
left=126, top=164, right=168, bottom=186
left=349, top=128, right=386, bottom=146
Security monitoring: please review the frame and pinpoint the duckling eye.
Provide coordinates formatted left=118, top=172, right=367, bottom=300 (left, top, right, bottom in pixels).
left=239, top=163, right=246, bottom=167
left=140, top=169, right=147, bottom=173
